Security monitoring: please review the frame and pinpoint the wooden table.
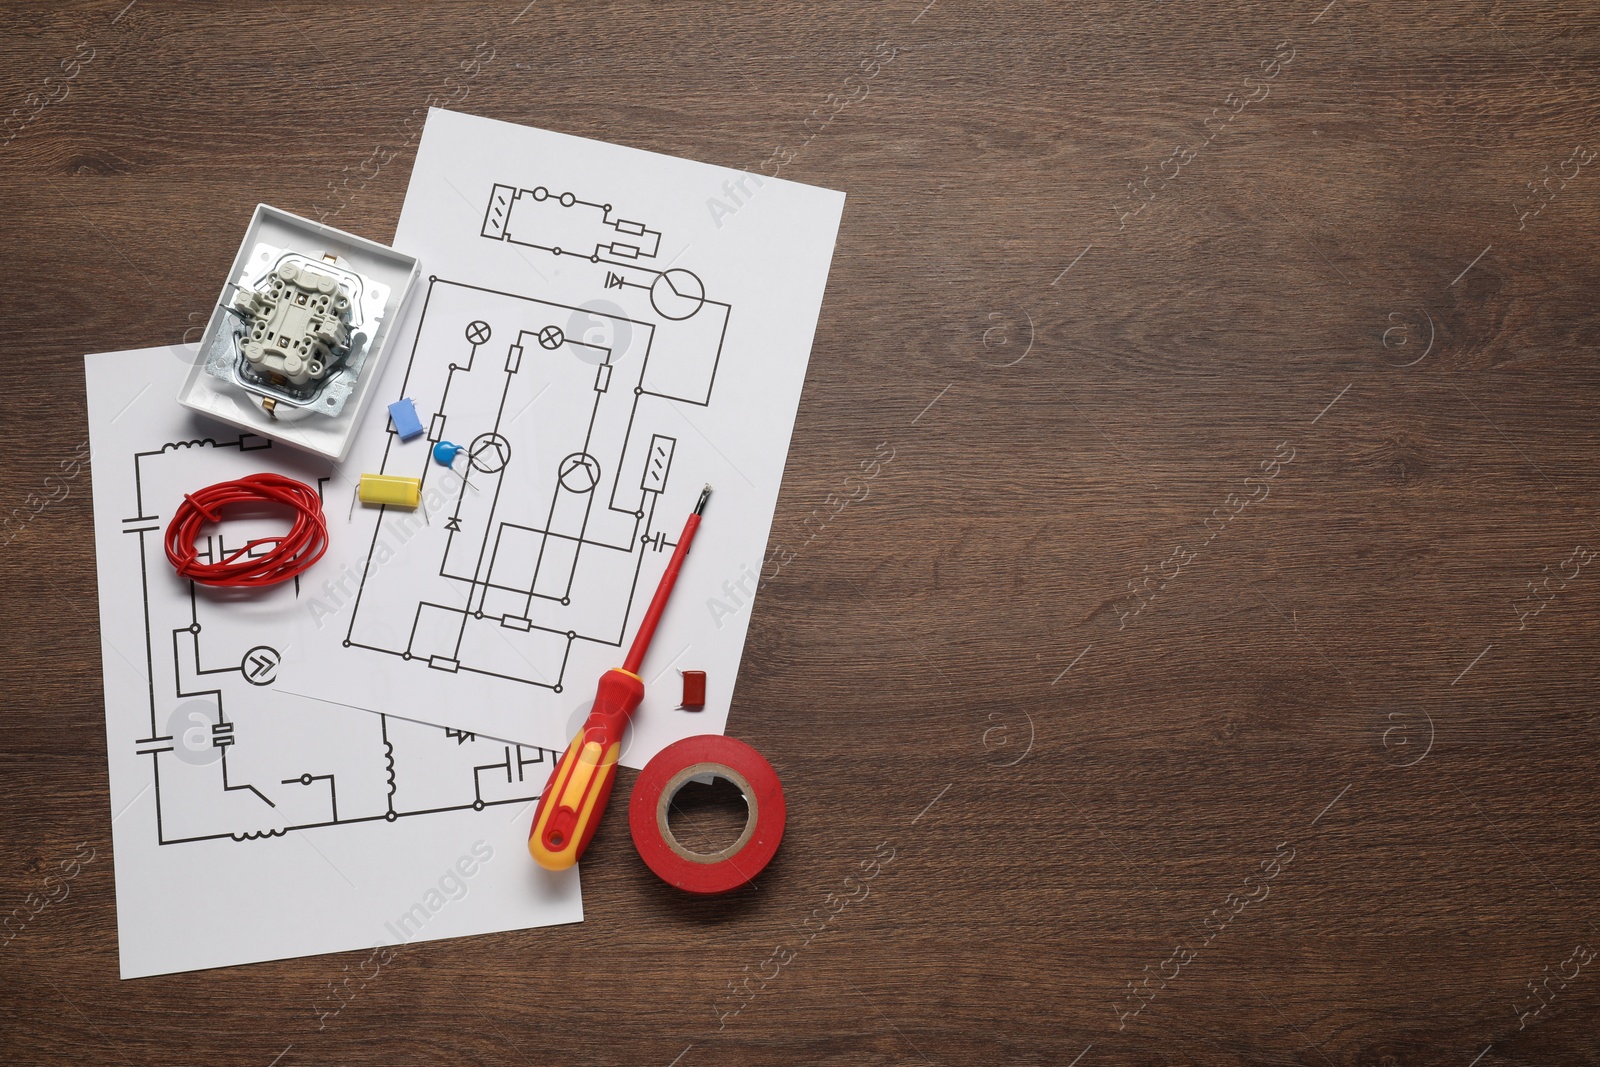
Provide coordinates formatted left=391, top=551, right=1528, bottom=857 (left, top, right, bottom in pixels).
left=5, top=2, right=1600, bottom=1063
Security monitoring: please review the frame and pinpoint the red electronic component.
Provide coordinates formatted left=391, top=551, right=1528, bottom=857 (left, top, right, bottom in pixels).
left=679, top=670, right=707, bottom=710
left=164, top=473, right=329, bottom=587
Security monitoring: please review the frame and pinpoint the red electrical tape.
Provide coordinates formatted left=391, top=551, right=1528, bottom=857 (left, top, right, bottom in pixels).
left=164, top=473, right=328, bottom=587
left=629, top=735, right=785, bottom=895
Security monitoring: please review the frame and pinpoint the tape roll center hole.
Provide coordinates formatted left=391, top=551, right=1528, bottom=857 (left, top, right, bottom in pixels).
left=665, top=774, right=751, bottom=858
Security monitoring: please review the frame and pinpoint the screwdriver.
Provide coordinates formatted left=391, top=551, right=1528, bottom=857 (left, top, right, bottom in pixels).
left=529, top=485, right=712, bottom=870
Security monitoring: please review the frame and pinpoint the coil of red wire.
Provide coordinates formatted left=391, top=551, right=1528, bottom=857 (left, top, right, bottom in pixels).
left=164, top=473, right=329, bottom=587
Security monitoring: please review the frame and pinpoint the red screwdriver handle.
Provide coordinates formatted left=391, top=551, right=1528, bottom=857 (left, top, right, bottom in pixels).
left=528, top=668, right=644, bottom=870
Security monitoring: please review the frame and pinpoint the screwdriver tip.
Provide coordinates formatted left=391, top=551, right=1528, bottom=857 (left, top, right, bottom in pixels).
left=694, top=484, right=712, bottom=515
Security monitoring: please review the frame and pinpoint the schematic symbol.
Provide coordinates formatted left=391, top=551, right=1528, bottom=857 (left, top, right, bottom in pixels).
left=241, top=646, right=282, bottom=685
left=468, top=433, right=513, bottom=474
left=557, top=453, right=601, bottom=494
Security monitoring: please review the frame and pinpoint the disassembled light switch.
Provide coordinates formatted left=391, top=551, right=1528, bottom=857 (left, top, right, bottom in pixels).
left=208, top=248, right=387, bottom=420
left=237, top=261, right=347, bottom=386
left=178, top=205, right=420, bottom=462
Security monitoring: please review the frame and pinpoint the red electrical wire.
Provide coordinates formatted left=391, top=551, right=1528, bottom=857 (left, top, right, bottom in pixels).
left=164, top=473, right=329, bottom=587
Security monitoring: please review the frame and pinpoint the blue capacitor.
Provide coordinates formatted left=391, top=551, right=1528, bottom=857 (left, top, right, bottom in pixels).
left=388, top=397, right=425, bottom=441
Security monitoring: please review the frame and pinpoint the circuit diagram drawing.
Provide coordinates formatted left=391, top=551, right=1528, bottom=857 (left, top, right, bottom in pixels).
left=340, top=180, right=730, bottom=693
left=121, top=436, right=554, bottom=846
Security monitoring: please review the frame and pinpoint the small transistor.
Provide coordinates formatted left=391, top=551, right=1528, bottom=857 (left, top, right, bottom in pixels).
left=677, top=670, right=707, bottom=710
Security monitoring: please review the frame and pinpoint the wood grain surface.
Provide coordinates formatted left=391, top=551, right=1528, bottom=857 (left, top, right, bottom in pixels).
left=5, top=2, right=1600, bottom=1064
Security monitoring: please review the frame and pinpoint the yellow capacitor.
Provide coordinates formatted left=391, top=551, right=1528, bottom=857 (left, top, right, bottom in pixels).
left=358, top=473, right=422, bottom=509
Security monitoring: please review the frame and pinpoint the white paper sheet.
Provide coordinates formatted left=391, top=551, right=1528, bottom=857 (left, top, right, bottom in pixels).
left=87, top=345, right=582, bottom=979
left=279, top=109, right=845, bottom=767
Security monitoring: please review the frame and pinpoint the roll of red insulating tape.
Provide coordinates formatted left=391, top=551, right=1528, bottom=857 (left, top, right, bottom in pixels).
left=629, top=735, right=786, bottom=895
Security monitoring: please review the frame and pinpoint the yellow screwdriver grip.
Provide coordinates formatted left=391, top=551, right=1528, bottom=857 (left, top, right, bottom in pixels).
left=529, top=732, right=621, bottom=870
